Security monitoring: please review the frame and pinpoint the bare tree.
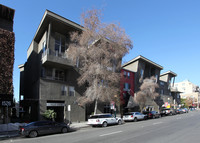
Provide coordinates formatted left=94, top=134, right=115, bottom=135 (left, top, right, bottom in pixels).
left=68, top=9, right=132, bottom=114
left=134, top=76, right=160, bottom=111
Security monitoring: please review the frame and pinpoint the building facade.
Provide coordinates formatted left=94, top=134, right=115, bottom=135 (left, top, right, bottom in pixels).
left=175, top=80, right=200, bottom=107
left=122, top=55, right=163, bottom=112
left=160, top=71, right=181, bottom=108
left=120, top=69, right=135, bottom=113
left=19, top=10, right=87, bottom=122
left=0, top=4, right=15, bottom=124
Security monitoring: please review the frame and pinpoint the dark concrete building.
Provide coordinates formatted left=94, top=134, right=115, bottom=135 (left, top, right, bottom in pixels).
left=19, top=10, right=87, bottom=122
left=122, top=55, right=164, bottom=111
left=160, top=71, right=181, bottom=108
left=0, top=4, right=15, bottom=124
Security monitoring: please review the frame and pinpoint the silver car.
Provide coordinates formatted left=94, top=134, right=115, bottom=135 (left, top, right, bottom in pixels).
left=88, top=114, right=122, bottom=127
left=123, top=112, right=147, bottom=122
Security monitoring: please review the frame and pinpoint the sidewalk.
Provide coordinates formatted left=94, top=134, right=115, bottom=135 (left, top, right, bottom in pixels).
left=0, top=122, right=89, bottom=140
left=70, top=122, right=89, bottom=130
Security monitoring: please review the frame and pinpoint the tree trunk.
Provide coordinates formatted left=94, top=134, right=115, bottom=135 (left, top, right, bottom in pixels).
left=94, top=99, right=98, bottom=115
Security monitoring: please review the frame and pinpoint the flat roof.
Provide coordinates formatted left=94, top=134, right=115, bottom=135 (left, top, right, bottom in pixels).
left=122, top=55, right=163, bottom=70
left=160, top=71, right=177, bottom=77
left=28, top=9, right=84, bottom=52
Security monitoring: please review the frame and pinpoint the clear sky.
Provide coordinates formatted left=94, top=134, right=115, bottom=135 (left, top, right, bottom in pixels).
left=1, top=0, right=200, bottom=101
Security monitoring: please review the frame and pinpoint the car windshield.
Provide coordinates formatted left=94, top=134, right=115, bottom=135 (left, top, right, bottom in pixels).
left=124, top=113, right=134, bottom=115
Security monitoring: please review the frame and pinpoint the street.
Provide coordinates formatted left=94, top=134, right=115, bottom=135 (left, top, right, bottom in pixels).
left=2, top=111, right=200, bottom=143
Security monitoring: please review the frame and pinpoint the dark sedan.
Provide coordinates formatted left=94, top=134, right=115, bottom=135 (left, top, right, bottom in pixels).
left=19, top=120, right=70, bottom=138
left=143, top=111, right=161, bottom=119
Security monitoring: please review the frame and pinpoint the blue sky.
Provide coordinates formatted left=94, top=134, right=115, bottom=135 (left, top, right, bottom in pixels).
left=1, top=0, right=200, bottom=101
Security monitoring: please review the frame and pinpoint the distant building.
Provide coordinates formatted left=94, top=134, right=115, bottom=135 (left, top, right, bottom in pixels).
left=160, top=71, right=181, bottom=108
left=122, top=55, right=163, bottom=112
left=175, top=80, right=200, bottom=107
left=0, top=4, right=15, bottom=124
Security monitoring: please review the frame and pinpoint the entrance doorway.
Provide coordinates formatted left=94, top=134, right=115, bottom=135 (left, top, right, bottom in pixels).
left=47, top=106, right=64, bottom=122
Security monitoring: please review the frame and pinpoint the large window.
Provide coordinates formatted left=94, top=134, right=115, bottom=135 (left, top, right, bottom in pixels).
left=124, top=83, right=130, bottom=91
left=55, top=69, right=64, bottom=81
left=69, top=86, right=75, bottom=96
left=55, top=33, right=66, bottom=56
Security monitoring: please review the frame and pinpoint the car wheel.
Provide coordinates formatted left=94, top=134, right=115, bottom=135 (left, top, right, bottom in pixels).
left=133, top=117, right=137, bottom=122
left=102, top=121, right=107, bottom=127
left=29, top=130, right=38, bottom=138
left=118, top=120, right=122, bottom=125
left=62, top=127, right=68, bottom=133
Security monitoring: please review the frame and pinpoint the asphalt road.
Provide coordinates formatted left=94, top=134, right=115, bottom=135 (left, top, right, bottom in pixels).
left=2, top=110, right=200, bottom=143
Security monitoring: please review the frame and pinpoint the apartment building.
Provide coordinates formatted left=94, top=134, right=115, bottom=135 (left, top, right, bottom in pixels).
left=120, top=69, right=135, bottom=113
left=175, top=80, right=200, bottom=107
left=122, top=55, right=163, bottom=111
left=160, top=71, right=181, bottom=108
left=19, top=10, right=87, bottom=122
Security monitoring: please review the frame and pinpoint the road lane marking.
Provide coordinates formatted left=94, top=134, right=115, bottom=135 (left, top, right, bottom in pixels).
left=99, top=131, right=123, bottom=137
left=153, top=122, right=163, bottom=125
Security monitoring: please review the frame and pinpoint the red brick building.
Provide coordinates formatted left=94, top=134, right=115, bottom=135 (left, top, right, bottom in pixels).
left=120, top=69, right=135, bottom=113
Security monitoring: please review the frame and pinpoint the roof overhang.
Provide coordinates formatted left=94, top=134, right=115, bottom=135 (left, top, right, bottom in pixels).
left=122, top=55, right=163, bottom=70
left=160, top=71, right=177, bottom=77
left=33, top=10, right=84, bottom=43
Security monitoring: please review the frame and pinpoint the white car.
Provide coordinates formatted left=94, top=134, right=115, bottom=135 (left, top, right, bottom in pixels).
left=123, top=112, right=147, bottom=122
left=88, top=114, right=122, bottom=127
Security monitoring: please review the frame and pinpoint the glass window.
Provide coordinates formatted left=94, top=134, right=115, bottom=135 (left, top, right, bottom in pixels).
left=140, top=69, right=144, bottom=78
left=124, top=71, right=126, bottom=78
left=54, top=33, right=66, bottom=55
left=124, top=83, right=130, bottom=91
left=61, top=85, right=68, bottom=96
left=42, top=41, right=46, bottom=53
left=69, top=86, right=75, bottom=96
left=127, top=72, right=130, bottom=78
left=55, top=70, right=64, bottom=81
left=46, top=68, right=53, bottom=78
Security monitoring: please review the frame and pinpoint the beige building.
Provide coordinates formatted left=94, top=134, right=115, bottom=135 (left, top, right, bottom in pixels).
left=174, top=80, right=200, bottom=107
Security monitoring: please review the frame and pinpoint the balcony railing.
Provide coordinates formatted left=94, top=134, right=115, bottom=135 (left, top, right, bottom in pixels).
left=41, top=48, right=74, bottom=67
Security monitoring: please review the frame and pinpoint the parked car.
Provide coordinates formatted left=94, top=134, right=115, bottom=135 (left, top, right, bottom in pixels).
left=123, top=112, right=147, bottom=122
left=19, top=120, right=70, bottom=138
left=182, top=108, right=189, bottom=113
left=160, top=108, right=176, bottom=116
left=176, top=109, right=184, bottom=114
left=87, top=114, right=122, bottom=127
left=143, top=111, right=161, bottom=119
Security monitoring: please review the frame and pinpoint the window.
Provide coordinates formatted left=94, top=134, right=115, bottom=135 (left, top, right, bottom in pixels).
left=140, top=69, right=144, bottom=78
left=42, top=41, right=46, bottom=54
left=160, top=81, right=164, bottom=86
left=20, top=95, right=24, bottom=100
left=69, top=86, right=75, bottom=96
left=124, top=71, right=126, bottom=78
left=45, top=68, right=53, bottom=79
left=55, top=33, right=66, bottom=56
left=55, top=69, right=64, bottom=81
left=124, top=83, right=130, bottom=91
left=160, top=89, right=164, bottom=95
left=127, top=72, right=130, bottom=78
left=61, top=85, right=67, bottom=96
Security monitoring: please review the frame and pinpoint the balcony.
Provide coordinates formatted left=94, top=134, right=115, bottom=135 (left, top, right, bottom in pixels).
left=170, top=86, right=179, bottom=92
left=42, top=48, right=74, bottom=68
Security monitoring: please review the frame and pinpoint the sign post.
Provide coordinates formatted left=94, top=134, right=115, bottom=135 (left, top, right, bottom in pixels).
left=68, top=105, right=71, bottom=124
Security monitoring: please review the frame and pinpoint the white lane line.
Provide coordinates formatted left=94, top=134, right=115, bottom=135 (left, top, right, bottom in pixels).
left=100, top=131, right=123, bottom=137
left=153, top=122, right=163, bottom=125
